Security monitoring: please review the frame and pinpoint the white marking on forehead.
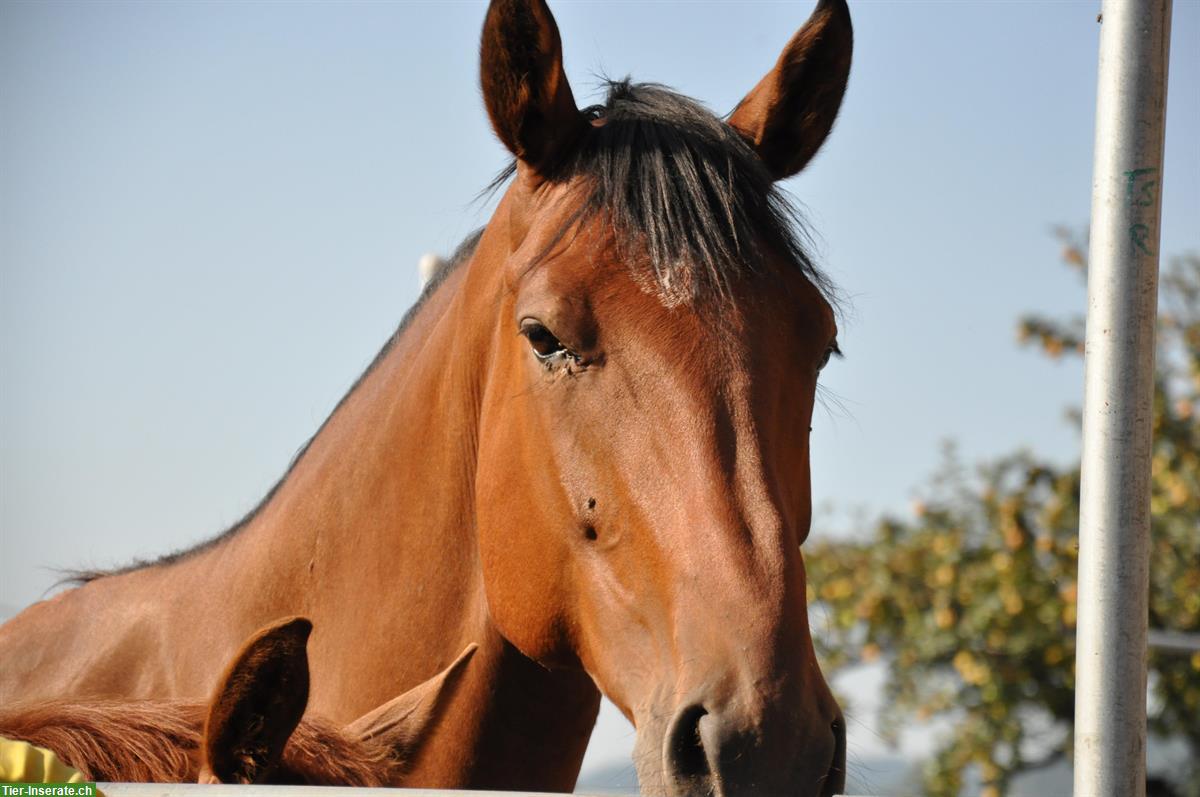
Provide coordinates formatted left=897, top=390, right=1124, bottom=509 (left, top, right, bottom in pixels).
left=629, top=258, right=696, bottom=310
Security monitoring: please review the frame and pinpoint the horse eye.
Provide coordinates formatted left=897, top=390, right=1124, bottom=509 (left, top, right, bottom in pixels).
left=521, top=322, right=566, bottom=360
left=817, top=341, right=840, bottom=372
left=818, top=348, right=833, bottom=371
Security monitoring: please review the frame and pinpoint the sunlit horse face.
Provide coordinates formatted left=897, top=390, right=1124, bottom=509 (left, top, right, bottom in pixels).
left=469, top=1, right=852, bottom=794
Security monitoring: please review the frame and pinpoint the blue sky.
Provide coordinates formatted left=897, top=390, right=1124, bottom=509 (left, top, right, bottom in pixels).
left=2, top=0, right=1198, bottom=786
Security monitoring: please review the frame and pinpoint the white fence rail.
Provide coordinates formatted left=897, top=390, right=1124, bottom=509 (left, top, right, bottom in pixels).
left=97, top=788, right=566, bottom=797
left=97, top=788, right=884, bottom=797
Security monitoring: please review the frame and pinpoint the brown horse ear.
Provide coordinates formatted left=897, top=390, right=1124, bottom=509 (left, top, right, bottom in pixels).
left=345, top=643, right=477, bottom=768
left=480, top=0, right=587, bottom=173
left=201, top=616, right=312, bottom=784
left=727, top=0, right=853, bottom=180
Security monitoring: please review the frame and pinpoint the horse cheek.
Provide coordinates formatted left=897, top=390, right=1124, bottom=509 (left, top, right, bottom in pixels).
left=475, top=403, right=574, bottom=665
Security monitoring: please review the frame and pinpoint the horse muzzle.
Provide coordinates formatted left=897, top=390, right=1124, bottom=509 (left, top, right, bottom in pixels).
left=635, top=688, right=845, bottom=797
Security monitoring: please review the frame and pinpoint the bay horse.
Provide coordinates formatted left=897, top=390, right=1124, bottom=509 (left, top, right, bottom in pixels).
left=0, top=0, right=853, bottom=794
left=1, top=617, right=477, bottom=785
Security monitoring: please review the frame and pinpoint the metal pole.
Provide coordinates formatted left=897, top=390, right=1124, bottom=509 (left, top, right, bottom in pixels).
left=1075, top=2, right=1172, bottom=796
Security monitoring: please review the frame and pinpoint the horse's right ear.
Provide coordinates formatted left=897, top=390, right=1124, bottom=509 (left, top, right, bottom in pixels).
left=727, top=0, right=852, bottom=180
left=200, top=617, right=312, bottom=784
left=480, top=0, right=587, bottom=175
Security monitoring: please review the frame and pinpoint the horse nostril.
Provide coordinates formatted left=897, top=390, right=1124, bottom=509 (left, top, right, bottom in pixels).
left=665, top=704, right=710, bottom=782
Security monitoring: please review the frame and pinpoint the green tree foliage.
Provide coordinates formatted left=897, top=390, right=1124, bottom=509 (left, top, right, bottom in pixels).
left=808, top=232, right=1200, bottom=796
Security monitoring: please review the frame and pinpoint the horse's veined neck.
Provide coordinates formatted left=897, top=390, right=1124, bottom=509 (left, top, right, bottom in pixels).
left=166, top=249, right=497, bottom=653
left=256, top=256, right=484, bottom=539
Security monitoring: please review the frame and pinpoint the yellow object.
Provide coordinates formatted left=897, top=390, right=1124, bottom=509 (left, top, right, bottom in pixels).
left=0, top=737, right=86, bottom=784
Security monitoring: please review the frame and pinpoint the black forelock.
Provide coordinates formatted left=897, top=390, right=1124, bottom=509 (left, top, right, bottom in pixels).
left=491, top=79, right=837, bottom=308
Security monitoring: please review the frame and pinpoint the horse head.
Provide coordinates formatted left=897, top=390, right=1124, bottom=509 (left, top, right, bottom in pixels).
left=465, top=1, right=852, bottom=794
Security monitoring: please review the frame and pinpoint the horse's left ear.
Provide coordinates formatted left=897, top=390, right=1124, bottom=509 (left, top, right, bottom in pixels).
left=727, top=0, right=852, bottom=180
left=480, top=0, right=587, bottom=175
left=201, top=617, right=312, bottom=784
left=346, top=643, right=477, bottom=769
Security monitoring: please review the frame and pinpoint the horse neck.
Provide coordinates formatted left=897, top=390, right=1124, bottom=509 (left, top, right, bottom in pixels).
left=234, top=257, right=493, bottom=674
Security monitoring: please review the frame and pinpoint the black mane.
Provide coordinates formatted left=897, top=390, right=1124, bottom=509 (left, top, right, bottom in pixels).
left=63, top=81, right=836, bottom=587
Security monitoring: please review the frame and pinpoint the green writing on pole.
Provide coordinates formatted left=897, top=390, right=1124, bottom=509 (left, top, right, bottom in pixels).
left=1125, top=168, right=1158, bottom=256
left=1125, top=167, right=1158, bottom=208
left=1130, top=223, right=1154, bottom=256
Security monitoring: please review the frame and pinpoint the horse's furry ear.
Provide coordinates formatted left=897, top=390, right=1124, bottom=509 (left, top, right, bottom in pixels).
left=727, top=0, right=853, bottom=180
left=201, top=617, right=312, bottom=784
left=480, top=0, right=587, bottom=174
left=346, top=643, right=477, bottom=768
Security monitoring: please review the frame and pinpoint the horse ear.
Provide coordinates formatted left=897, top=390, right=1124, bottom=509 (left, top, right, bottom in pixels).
left=480, top=0, right=587, bottom=173
left=727, top=0, right=852, bottom=180
left=201, top=617, right=312, bottom=784
left=345, top=643, right=477, bottom=768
